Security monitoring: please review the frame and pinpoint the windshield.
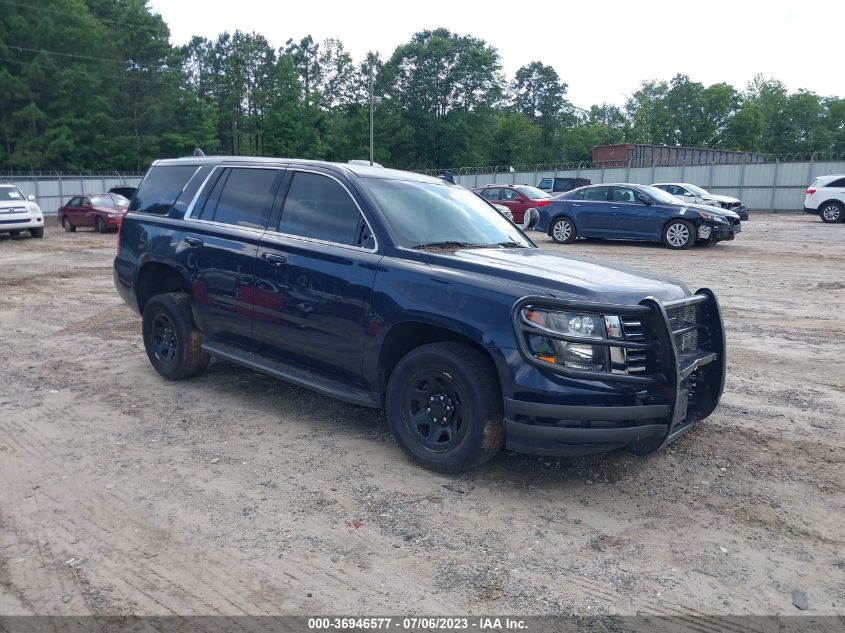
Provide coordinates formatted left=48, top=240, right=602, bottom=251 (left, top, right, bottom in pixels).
left=684, top=184, right=709, bottom=196
left=640, top=185, right=683, bottom=205
left=515, top=185, right=552, bottom=200
left=365, top=179, right=533, bottom=249
left=0, top=186, right=26, bottom=202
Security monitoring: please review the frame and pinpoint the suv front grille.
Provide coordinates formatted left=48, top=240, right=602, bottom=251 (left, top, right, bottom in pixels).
left=665, top=302, right=705, bottom=355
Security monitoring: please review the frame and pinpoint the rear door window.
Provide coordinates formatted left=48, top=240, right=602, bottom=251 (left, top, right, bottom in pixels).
left=131, top=165, right=198, bottom=214
left=826, top=178, right=845, bottom=188
left=583, top=187, right=611, bottom=201
left=480, top=188, right=500, bottom=201
left=278, top=171, right=364, bottom=246
left=203, top=167, right=278, bottom=229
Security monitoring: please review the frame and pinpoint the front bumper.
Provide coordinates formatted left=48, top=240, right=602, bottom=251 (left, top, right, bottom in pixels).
left=0, top=214, right=43, bottom=232
left=504, top=290, right=725, bottom=457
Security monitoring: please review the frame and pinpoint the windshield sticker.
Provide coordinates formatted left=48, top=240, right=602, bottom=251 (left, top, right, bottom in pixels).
left=7, top=191, right=22, bottom=199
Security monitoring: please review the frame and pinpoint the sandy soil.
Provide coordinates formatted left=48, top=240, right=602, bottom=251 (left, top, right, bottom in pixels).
left=0, top=215, right=843, bottom=617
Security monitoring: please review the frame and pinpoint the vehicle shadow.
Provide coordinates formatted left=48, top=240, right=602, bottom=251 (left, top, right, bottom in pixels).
left=197, top=357, right=647, bottom=492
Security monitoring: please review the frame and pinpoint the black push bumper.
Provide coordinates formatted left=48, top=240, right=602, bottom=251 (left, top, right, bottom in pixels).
left=505, top=290, right=726, bottom=457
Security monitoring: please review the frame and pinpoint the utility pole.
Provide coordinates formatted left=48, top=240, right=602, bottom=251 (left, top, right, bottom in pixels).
left=369, top=59, right=375, bottom=166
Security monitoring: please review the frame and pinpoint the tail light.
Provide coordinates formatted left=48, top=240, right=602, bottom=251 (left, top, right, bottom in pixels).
left=806, top=188, right=816, bottom=195
left=116, top=216, right=124, bottom=255
left=536, top=200, right=552, bottom=207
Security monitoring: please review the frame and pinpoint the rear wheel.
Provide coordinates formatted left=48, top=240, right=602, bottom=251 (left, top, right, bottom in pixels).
left=550, top=217, right=576, bottom=244
left=820, top=202, right=844, bottom=223
left=142, top=292, right=210, bottom=380
left=95, top=216, right=108, bottom=233
left=385, top=342, right=503, bottom=473
left=662, top=219, right=696, bottom=249
left=62, top=216, right=76, bottom=232
left=30, top=227, right=44, bottom=238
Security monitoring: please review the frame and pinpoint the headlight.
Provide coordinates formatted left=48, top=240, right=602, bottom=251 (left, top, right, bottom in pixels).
left=521, top=308, right=610, bottom=371
left=696, top=210, right=724, bottom=223
left=27, top=203, right=41, bottom=214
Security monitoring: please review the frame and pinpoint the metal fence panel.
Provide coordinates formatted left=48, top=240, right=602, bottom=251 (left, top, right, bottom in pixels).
left=448, top=159, right=845, bottom=212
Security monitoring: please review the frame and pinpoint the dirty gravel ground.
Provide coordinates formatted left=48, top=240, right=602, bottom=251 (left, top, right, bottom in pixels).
left=0, top=215, right=843, bottom=618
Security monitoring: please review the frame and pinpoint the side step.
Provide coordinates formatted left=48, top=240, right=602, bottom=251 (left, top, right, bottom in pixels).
left=202, top=341, right=379, bottom=408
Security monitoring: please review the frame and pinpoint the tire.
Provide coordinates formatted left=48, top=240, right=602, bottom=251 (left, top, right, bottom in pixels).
left=142, top=291, right=210, bottom=380
left=385, top=342, right=504, bottom=473
left=62, top=216, right=76, bottom=232
left=662, top=219, right=696, bottom=249
left=30, top=227, right=44, bottom=238
left=820, top=201, right=844, bottom=224
left=550, top=217, right=576, bottom=244
left=95, top=216, right=108, bottom=233
left=8, top=230, right=20, bottom=237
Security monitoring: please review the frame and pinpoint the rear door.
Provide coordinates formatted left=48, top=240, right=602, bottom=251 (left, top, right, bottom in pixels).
left=573, top=186, right=615, bottom=236
left=253, top=168, right=380, bottom=383
left=181, top=166, right=282, bottom=344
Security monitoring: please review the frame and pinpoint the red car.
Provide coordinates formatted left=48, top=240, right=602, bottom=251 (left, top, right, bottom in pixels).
left=472, top=184, right=552, bottom=226
left=59, top=193, right=130, bottom=233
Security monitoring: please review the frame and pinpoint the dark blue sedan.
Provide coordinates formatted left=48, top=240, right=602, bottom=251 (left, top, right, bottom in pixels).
left=536, top=183, right=741, bottom=249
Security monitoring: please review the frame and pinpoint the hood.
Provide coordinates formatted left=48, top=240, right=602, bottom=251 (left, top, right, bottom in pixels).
left=684, top=202, right=740, bottom=220
left=703, top=193, right=741, bottom=204
left=0, top=199, right=36, bottom=212
left=427, top=247, right=690, bottom=305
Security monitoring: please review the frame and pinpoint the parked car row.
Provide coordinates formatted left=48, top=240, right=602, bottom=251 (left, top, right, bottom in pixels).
left=535, top=183, right=742, bottom=249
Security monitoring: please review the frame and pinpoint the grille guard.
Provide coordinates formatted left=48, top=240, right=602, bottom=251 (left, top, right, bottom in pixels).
left=511, top=289, right=726, bottom=432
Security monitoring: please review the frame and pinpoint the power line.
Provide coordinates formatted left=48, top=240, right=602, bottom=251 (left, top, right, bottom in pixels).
left=0, top=43, right=164, bottom=73
left=0, top=0, right=169, bottom=35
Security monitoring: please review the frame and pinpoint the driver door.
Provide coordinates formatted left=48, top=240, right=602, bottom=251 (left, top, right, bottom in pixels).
left=610, top=186, right=660, bottom=239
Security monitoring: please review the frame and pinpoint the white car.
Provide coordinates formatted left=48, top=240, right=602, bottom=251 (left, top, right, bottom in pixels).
left=804, top=174, right=845, bottom=223
left=652, top=182, right=748, bottom=221
left=0, top=184, right=44, bottom=238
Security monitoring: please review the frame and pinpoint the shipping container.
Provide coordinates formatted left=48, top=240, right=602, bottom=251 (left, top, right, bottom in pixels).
left=592, top=144, right=763, bottom=167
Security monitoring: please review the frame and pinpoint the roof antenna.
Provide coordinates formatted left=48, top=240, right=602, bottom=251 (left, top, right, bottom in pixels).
left=193, top=148, right=205, bottom=157
left=440, top=169, right=455, bottom=184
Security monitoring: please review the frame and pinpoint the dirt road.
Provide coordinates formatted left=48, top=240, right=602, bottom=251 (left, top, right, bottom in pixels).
left=1, top=215, right=843, bottom=617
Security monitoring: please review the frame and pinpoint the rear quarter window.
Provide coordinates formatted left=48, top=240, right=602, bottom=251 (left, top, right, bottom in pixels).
left=130, top=165, right=199, bottom=214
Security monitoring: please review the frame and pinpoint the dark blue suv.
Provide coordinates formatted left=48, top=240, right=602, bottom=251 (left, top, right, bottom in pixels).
left=537, top=183, right=741, bottom=248
left=114, top=157, right=725, bottom=472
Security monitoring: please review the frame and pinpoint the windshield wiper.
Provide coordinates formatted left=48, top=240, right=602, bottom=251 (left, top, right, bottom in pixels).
left=411, top=241, right=482, bottom=250
left=495, top=240, right=528, bottom=248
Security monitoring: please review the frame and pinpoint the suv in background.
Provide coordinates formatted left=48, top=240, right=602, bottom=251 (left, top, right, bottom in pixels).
left=115, top=156, right=725, bottom=472
left=537, top=177, right=591, bottom=194
left=652, top=183, right=748, bottom=221
left=109, top=185, right=137, bottom=201
left=804, top=175, right=845, bottom=223
left=0, top=183, right=44, bottom=238
left=472, top=183, right=551, bottom=227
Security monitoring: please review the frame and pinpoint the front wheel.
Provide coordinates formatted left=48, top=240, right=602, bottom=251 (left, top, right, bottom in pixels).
left=550, top=217, right=576, bottom=244
left=30, top=227, right=44, bottom=238
left=662, top=220, right=696, bottom=249
left=142, top=292, right=210, bottom=380
left=385, top=342, right=504, bottom=473
left=820, top=202, right=844, bottom=223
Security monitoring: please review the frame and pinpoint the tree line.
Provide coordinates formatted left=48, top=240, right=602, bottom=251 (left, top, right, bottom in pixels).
left=1, top=0, right=843, bottom=173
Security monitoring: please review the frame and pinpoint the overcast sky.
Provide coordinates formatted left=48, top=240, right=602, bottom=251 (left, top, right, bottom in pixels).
left=148, top=0, right=843, bottom=110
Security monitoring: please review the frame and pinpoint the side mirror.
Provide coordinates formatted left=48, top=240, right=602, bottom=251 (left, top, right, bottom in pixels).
left=683, top=192, right=693, bottom=197
left=637, top=193, right=653, bottom=205
left=27, top=194, right=36, bottom=202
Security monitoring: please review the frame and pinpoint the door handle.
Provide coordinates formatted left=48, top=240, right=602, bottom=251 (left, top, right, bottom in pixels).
left=262, top=252, right=288, bottom=266
left=611, top=206, right=619, bottom=209
left=184, top=237, right=204, bottom=247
